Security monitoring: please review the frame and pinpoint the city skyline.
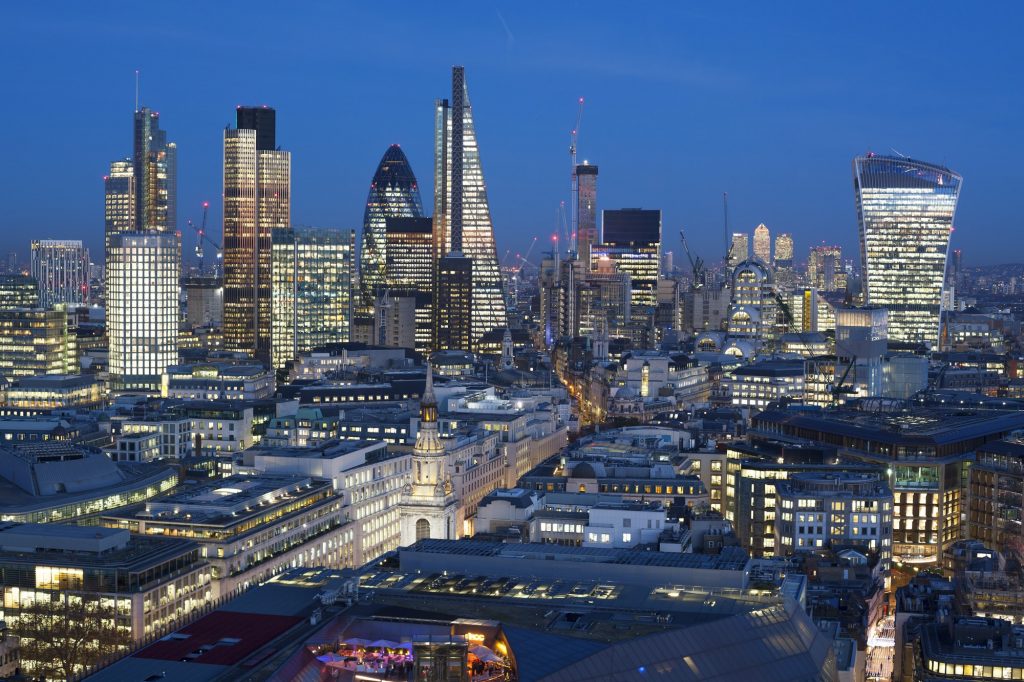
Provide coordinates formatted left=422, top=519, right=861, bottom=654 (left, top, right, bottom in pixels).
left=3, top=4, right=1021, bottom=268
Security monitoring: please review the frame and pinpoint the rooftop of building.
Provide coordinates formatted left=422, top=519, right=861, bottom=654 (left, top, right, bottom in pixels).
left=401, top=538, right=750, bottom=572
left=919, top=616, right=1024, bottom=668
left=250, top=438, right=387, bottom=460
left=478, top=488, right=540, bottom=509
left=105, top=473, right=332, bottom=526
left=0, top=442, right=177, bottom=516
left=166, top=362, right=270, bottom=379
left=9, top=373, right=100, bottom=389
left=86, top=567, right=338, bottom=682
left=0, top=522, right=197, bottom=571
left=731, top=359, right=806, bottom=377
left=754, top=405, right=1024, bottom=446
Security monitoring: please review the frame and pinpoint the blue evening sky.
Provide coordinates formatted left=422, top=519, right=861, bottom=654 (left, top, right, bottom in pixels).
left=2, top=2, right=1021, bottom=268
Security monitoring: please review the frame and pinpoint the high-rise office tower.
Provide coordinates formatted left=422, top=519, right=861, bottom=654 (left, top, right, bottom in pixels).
left=223, top=106, right=291, bottom=364
left=729, top=232, right=749, bottom=268
left=104, top=159, right=136, bottom=258
left=591, top=209, right=661, bottom=327
left=0, top=275, right=39, bottom=309
left=132, top=107, right=176, bottom=233
left=106, top=232, right=179, bottom=392
left=753, top=223, right=771, bottom=264
left=576, top=162, right=598, bottom=269
left=360, top=145, right=424, bottom=312
left=807, top=245, right=846, bottom=292
left=0, top=308, right=75, bottom=378
left=433, top=66, right=507, bottom=349
left=949, top=248, right=963, bottom=287
left=30, top=240, right=89, bottom=308
left=854, top=155, right=961, bottom=347
left=270, top=227, right=354, bottom=371
left=774, top=233, right=794, bottom=268
left=434, top=254, right=474, bottom=352
left=385, top=217, right=434, bottom=354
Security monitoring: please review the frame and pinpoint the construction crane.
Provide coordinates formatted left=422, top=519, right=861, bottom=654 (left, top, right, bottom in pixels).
left=186, top=201, right=221, bottom=273
left=829, top=356, right=858, bottom=404
left=569, top=97, right=584, bottom=254
left=678, top=228, right=705, bottom=291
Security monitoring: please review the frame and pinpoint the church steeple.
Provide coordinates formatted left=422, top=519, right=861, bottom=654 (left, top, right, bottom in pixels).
left=414, top=362, right=443, bottom=455
left=420, top=360, right=438, bottom=424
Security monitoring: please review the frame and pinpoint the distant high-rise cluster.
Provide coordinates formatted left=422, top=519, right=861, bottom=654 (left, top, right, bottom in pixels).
left=807, top=245, right=845, bottom=292
left=854, top=155, right=960, bottom=346
left=100, top=103, right=181, bottom=393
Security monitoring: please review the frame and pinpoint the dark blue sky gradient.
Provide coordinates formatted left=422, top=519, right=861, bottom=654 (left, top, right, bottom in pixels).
left=2, top=2, right=1021, bottom=267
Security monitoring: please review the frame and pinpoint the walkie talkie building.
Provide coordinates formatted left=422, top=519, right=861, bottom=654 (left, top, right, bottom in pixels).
left=853, top=155, right=961, bottom=347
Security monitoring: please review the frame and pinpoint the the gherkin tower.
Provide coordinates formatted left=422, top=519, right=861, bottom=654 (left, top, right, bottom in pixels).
left=359, top=144, right=424, bottom=311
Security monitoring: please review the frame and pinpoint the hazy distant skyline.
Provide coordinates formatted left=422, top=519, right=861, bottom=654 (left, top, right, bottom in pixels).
left=2, top=3, right=1022, bottom=268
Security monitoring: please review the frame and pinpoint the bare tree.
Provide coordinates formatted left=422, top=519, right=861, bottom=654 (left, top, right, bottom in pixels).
left=14, top=594, right=132, bottom=681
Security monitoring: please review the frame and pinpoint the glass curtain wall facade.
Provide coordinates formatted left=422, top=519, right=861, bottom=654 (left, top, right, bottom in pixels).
left=385, top=216, right=434, bottom=353
left=132, top=108, right=176, bottom=234
left=592, top=209, right=661, bottom=327
left=576, top=163, right=599, bottom=270
left=104, top=159, right=136, bottom=260
left=107, top=232, right=179, bottom=392
left=223, top=109, right=291, bottom=364
left=30, top=240, right=89, bottom=308
left=0, top=309, right=75, bottom=378
left=853, top=155, right=961, bottom=347
left=359, top=145, right=424, bottom=312
left=433, top=66, right=508, bottom=349
left=271, top=227, right=354, bottom=371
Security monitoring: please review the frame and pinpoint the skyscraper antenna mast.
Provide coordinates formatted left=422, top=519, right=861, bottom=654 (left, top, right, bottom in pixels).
left=723, top=192, right=729, bottom=263
left=135, top=69, right=140, bottom=112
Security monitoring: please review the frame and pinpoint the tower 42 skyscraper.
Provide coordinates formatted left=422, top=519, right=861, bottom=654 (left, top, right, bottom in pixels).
left=853, top=155, right=961, bottom=347
left=433, top=66, right=507, bottom=349
left=223, top=106, right=290, bottom=364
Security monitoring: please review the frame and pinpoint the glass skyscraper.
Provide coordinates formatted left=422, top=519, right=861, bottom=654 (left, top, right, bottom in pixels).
left=774, top=233, right=794, bottom=268
left=270, top=227, right=355, bottom=371
left=753, top=223, right=771, bottom=264
left=385, top=216, right=434, bottom=354
left=359, top=145, right=424, bottom=312
left=853, top=155, right=961, bottom=347
left=131, top=107, right=176, bottom=233
left=223, top=106, right=290, bottom=364
left=433, top=66, right=508, bottom=349
left=576, top=162, right=598, bottom=269
left=104, top=159, right=136, bottom=258
left=30, top=239, right=89, bottom=308
left=107, top=232, right=179, bottom=392
left=591, top=209, right=661, bottom=328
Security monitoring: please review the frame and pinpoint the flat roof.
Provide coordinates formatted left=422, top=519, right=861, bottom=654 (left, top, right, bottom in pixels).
left=403, top=539, right=749, bottom=572
left=755, top=407, right=1024, bottom=446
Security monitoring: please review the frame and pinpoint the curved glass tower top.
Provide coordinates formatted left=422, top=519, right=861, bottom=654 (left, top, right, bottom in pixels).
left=360, top=144, right=424, bottom=309
left=853, top=154, right=961, bottom=347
